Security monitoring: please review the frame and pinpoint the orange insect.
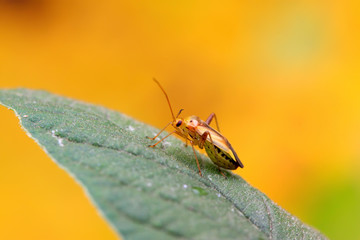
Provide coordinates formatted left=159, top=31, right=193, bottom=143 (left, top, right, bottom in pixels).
left=147, top=79, right=244, bottom=176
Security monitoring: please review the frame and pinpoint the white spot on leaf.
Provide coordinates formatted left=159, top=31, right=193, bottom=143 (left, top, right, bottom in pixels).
left=163, top=141, right=171, bottom=146
left=51, top=130, right=64, bottom=147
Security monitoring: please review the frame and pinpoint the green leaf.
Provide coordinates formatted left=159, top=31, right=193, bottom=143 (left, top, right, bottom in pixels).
left=0, top=89, right=327, bottom=240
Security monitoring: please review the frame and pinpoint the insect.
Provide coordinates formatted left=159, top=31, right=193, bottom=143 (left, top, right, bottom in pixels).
left=147, top=79, right=244, bottom=176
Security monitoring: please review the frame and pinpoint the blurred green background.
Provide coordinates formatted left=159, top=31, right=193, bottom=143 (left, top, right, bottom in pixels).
left=0, top=0, right=359, bottom=239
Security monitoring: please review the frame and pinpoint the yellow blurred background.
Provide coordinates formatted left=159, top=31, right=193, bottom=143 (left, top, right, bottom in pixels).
left=0, top=0, right=359, bottom=239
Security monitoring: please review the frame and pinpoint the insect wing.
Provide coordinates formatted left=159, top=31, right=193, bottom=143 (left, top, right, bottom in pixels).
left=196, top=122, right=244, bottom=168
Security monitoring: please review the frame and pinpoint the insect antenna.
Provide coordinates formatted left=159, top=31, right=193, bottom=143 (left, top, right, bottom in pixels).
left=176, top=109, right=184, bottom=118
left=153, top=78, right=176, bottom=121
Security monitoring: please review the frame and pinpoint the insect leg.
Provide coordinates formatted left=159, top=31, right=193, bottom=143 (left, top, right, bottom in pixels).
left=146, top=121, right=172, bottom=140
left=199, top=130, right=218, bottom=153
left=199, top=131, right=218, bottom=160
left=148, top=130, right=176, bottom=148
left=217, top=167, right=227, bottom=178
left=205, top=113, right=221, bottom=132
left=199, top=131, right=210, bottom=149
left=190, top=142, right=202, bottom=176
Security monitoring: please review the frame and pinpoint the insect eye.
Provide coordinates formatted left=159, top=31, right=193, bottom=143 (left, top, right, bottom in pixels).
left=176, top=120, right=182, bottom=127
left=190, top=120, right=192, bottom=122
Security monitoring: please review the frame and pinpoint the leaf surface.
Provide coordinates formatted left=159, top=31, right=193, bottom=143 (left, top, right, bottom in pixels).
left=0, top=89, right=327, bottom=240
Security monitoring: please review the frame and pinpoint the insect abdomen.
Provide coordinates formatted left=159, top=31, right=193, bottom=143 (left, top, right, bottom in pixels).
left=204, top=142, right=239, bottom=170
